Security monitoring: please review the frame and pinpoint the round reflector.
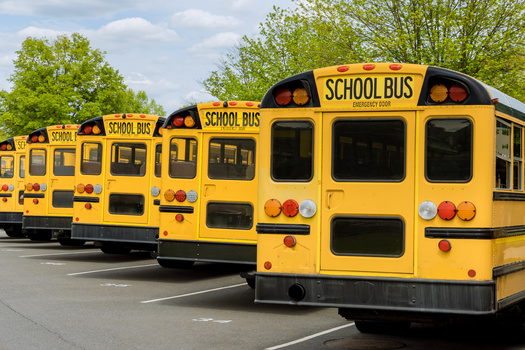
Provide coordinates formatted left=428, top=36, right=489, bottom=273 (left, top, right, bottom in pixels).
left=457, top=201, right=476, bottom=221
left=418, top=201, right=437, bottom=220
left=173, top=116, right=184, bottom=127
left=1, top=184, right=7, bottom=191
left=2, top=197, right=6, bottom=202
left=299, top=199, right=317, bottom=218
left=85, top=184, right=94, bottom=194
left=151, top=186, right=160, bottom=197
left=264, top=199, right=282, bottom=217
left=437, top=201, right=456, bottom=220
left=33, top=198, right=38, bottom=204
left=283, top=235, right=296, bottom=247
left=282, top=199, right=299, bottom=217
left=187, top=190, right=198, bottom=203
left=468, top=269, right=476, bottom=278
left=94, top=184, right=103, bottom=194
left=175, top=190, right=186, bottom=202
left=292, top=88, right=310, bottom=106
left=163, top=231, right=168, bottom=236
left=175, top=214, right=184, bottom=222
left=85, top=203, right=92, bottom=209
left=164, top=189, right=175, bottom=202
left=33, top=183, right=40, bottom=191
left=275, top=88, right=292, bottom=106
left=449, top=84, right=468, bottom=102
left=84, top=125, right=93, bottom=134
left=264, top=261, right=272, bottom=270
left=77, top=183, right=85, bottom=194
left=438, top=240, right=451, bottom=252
left=430, top=84, right=448, bottom=103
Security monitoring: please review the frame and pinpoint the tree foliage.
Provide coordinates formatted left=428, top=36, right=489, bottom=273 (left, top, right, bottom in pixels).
left=0, top=33, right=165, bottom=137
left=202, top=0, right=525, bottom=102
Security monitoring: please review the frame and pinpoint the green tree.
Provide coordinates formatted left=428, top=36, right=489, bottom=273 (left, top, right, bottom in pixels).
left=203, top=0, right=525, bottom=102
left=0, top=33, right=165, bottom=137
left=202, top=0, right=363, bottom=101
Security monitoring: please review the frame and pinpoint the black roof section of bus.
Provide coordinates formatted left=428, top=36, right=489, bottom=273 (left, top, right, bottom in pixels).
left=163, top=105, right=202, bottom=129
left=27, top=126, right=49, bottom=143
left=261, top=64, right=525, bottom=120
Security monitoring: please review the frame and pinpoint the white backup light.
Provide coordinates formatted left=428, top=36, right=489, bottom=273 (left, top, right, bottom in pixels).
left=418, top=201, right=437, bottom=220
left=299, top=199, right=317, bottom=218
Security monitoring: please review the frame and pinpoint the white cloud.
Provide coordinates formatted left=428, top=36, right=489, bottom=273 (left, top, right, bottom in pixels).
left=187, top=32, right=241, bottom=53
left=171, top=9, right=242, bottom=30
left=96, top=18, right=179, bottom=45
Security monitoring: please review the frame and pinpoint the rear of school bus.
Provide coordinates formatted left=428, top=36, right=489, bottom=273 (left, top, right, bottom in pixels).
left=71, top=114, right=164, bottom=253
left=255, top=63, right=525, bottom=329
left=157, top=101, right=260, bottom=272
left=23, top=125, right=79, bottom=242
left=0, top=136, right=27, bottom=237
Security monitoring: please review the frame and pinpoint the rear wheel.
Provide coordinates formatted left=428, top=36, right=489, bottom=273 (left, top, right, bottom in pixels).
left=27, top=229, right=52, bottom=241
left=4, top=225, right=25, bottom=238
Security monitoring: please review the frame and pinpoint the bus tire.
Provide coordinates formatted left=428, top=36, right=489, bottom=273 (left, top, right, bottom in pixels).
left=4, top=225, right=25, bottom=238
left=354, top=320, right=410, bottom=334
left=157, top=259, right=194, bottom=269
left=27, top=230, right=52, bottom=241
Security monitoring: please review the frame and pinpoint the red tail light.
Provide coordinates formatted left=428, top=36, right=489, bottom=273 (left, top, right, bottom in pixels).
left=1, top=185, right=6, bottom=191
left=175, top=190, right=186, bottom=202
left=84, top=125, right=93, bottom=134
left=282, top=199, right=299, bottom=217
left=283, top=236, right=296, bottom=247
left=437, top=201, right=456, bottom=220
left=275, top=88, right=292, bottom=106
left=449, top=84, right=468, bottom=102
left=173, top=116, right=184, bottom=127
left=33, top=183, right=40, bottom=191
left=85, top=184, right=94, bottom=194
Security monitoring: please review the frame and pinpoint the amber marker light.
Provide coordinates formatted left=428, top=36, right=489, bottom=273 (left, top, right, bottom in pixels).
left=292, top=88, right=310, bottom=105
left=430, top=84, right=448, bottom=103
left=457, top=201, right=476, bottom=221
left=264, top=199, right=282, bottom=217
left=437, top=201, right=456, bottom=220
left=164, top=189, right=175, bottom=202
left=93, top=125, right=101, bottom=135
left=184, top=116, right=195, bottom=127
left=76, top=183, right=85, bottom=194
left=26, top=183, right=33, bottom=191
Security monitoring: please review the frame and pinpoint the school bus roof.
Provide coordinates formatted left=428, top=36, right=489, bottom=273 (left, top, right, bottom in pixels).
left=260, top=62, right=525, bottom=120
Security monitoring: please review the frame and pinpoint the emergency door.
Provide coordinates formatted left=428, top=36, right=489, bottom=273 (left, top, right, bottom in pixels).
left=199, top=133, right=258, bottom=241
left=47, top=145, right=76, bottom=216
left=320, top=111, right=415, bottom=274
left=103, top=139, right=152, bottom=225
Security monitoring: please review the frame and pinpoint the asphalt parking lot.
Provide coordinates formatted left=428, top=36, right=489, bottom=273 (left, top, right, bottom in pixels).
left=2, top=232, right=525, bottom=350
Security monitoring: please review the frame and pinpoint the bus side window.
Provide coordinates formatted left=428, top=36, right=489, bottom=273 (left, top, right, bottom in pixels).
left=81, top=142, right=102, bottom=175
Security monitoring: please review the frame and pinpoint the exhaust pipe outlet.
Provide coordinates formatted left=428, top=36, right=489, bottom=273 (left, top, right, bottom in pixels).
left=288, top=283, right=306, bottom=302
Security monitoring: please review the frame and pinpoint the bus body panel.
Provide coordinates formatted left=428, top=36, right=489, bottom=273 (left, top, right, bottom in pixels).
left=255, top=62, right=525, bottom=323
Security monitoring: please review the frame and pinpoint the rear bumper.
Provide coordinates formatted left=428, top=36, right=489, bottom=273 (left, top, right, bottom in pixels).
left=0, top=211, right=23, bottom=225
left=71, top=223, right=158, bottom=248
left=254, top=273, right=496, bottom=316
left=23, top=215, right=71, bottom=230
left=157, top=239, right=256, bottom=265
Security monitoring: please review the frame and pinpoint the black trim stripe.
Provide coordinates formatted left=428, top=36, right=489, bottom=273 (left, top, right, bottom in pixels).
left=498, top=289, right=525, bottom=310
left=73, top=196, right=100, bottom=203
left=256, top=223, right=310, bottom=235
left=493, top=260, right=525, bottom=278
left=493, top=191, right=525, bottom=201
left=159, top=205, right=194, bottom=213
left=0, top=193, right=12, bottom=197
left=426, top=225, right=525, bottom=239
left=24, top=193, right=45, bottom=198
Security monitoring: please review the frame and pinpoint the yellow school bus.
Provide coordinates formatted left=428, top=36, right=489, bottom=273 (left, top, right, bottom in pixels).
left=23, top=125, right=80, bottom=243
left=0, top=135, right=27, bottom=237
left=70, top=114, right=164, bottom=254
left=157, top=101, right=260, bottom=274
left=255, top=62, right=525, bottom=331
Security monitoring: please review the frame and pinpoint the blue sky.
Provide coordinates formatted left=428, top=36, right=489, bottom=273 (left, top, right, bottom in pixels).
left=0, top=0, right=295, bottom=114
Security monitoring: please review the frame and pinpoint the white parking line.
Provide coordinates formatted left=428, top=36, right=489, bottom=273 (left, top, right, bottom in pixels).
left=20, top=250, right=99, bottom=258
left=67, top=264, right=158, bottom=276
left=265, top=323, right=355, bottom=350
left=141, top=283, right=247, bottom=303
